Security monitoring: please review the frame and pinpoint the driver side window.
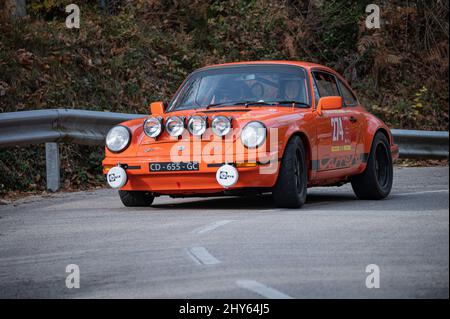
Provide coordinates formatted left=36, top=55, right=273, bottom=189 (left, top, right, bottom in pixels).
left=313, top=71, right=340, bottom=98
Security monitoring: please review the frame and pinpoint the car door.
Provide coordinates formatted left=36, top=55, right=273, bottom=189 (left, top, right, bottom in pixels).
left=336, top=78, right=366, bottom=166
left=312, top=70, right=358, bottom=171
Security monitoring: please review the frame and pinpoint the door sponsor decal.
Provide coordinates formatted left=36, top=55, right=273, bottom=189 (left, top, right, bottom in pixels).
left=313, top=152, right=369, bottom=171
left=331, top=145, right=352, bottom=152
left=320, top=154, right=356, bottom=170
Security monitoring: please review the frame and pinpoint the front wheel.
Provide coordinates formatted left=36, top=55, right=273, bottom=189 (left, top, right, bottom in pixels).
left=272, top=136, right=308, bottom=208
left=351, top=132, right=393, bottom=200
left=119, top=190, right=154, bottom=207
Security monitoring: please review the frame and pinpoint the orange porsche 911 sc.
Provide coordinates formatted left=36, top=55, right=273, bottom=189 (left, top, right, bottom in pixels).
left=102, top=61, right=398, bottom=208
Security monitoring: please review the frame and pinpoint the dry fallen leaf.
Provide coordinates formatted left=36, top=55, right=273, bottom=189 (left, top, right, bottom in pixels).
left=16, top=49, right=34, bottom=68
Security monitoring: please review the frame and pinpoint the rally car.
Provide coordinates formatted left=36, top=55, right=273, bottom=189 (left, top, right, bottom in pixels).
left=102, top=61, right=398, bottom=208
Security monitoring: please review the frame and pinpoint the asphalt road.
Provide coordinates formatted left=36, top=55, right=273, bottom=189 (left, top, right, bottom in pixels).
left=0, top=167, right=448, bottom=299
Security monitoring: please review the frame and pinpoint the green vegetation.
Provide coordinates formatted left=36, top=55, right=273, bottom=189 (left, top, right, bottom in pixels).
left=0, top=0, right=448, bottom=194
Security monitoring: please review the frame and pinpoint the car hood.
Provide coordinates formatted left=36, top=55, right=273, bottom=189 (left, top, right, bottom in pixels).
left=169, top=105, right=306, bottom=124
left=106, top=106, right=309, bottom=158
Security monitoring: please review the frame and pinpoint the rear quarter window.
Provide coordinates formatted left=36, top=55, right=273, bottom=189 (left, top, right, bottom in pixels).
left=338, top=79, right=358, bottom=106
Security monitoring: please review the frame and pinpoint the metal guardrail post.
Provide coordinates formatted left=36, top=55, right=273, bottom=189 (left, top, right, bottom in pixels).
left=45, top=142, right=60, bottom=192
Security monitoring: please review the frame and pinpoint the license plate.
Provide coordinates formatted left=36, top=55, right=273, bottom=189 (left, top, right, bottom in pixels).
left=149, top=162, right=199, bottom=172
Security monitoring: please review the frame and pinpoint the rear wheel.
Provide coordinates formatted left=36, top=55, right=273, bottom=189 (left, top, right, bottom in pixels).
left=118, top=190, right=154, bottom=207
left=351, top=133, right=393, bottom=199
left=273, top=136, right=307, bottom=208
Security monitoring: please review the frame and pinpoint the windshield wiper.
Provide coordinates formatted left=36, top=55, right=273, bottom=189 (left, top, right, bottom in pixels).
left=205, top=100, right=310, bottom=109
left=270, top=100, right=311, bottom=108
left=205, top=102, right=231, bottom=109
left=206, top=101, right=272, bottom=109
left=232, top=101, right=274, bottom=107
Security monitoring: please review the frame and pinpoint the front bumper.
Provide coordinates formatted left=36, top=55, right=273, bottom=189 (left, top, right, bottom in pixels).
left=102, top=157, right=280, bottom=194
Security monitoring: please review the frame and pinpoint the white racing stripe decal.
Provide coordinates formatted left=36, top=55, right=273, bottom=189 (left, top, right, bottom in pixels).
left=236, top=280, right=293, bottom=299
left=395, top=189, right=449, bottom=196
left=187, top=247, right=221, bottom=265
left=192, top=220, right=234, bottom=235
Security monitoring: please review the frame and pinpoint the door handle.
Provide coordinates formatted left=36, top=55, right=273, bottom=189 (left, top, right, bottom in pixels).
left=349, top=116, right=357, bottom=123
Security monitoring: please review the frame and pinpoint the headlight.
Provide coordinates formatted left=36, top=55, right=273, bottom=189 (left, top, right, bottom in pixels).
left=188, top=116, right=207, bottom=136
left=241, top=121, right=266, bottom=148
left=165, top=116, right=184, bottom=137
left=106, top=126, right=130, bottom=152
left=212, top=116, right=231, bottom=137
left=143, top=117, right=162, bottom=138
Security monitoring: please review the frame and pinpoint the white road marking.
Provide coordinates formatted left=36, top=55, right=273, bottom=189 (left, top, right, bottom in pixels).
left=236, top=280, right=293, bottom=299
left=259, top=209, right=283, bottom=213
left=395, top=189, right=449, bottom=197
left=187, top=247, right=221, bottom=265
left=192, top=220, right=234, bottom=235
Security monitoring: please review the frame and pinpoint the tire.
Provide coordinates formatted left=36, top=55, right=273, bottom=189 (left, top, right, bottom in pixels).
left=273, top=136, right=308, bottom=208
left=118, top=190, right=154, bottom=207
left=351, top=132, right=393, bottom=200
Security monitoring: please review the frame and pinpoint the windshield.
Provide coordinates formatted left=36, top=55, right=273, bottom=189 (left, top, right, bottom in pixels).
left=168, top=64, right=311, bottom=111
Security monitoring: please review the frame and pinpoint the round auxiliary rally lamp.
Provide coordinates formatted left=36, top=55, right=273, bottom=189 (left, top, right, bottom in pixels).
left=215, top=164, right=239, bottom=188
left=107, top=166, right=127, bottom=189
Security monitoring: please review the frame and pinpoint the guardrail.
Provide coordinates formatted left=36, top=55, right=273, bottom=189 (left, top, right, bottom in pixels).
left=0, top=109, right=143, bottom=191
left=0, top=109, right=448, bottom=191
left=391, top=129, right=449, bottom=159
left=0, top=109, right=143, bottom=147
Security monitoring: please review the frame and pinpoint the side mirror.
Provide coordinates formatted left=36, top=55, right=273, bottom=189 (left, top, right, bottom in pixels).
left=149, top=101, right=165, bottom=115
left=316, top=96, right=343, bottom=115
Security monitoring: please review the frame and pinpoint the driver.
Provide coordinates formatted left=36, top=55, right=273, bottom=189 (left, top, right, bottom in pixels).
left=213, top=78, right=243, bottom=104
left=282, top=80, right=303, bottom=101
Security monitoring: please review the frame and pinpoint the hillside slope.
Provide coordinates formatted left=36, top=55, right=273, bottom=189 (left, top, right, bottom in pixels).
left=0, top=0, right=448, bottom=194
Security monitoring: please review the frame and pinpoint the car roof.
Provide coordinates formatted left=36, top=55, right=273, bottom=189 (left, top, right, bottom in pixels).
left=197, top=60, right=334, bottom=72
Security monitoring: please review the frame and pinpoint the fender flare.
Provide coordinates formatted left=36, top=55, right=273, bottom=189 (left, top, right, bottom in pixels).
left=358, top=122, right=395, bottom=172
left=278, top=128, right=314, bottom=180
